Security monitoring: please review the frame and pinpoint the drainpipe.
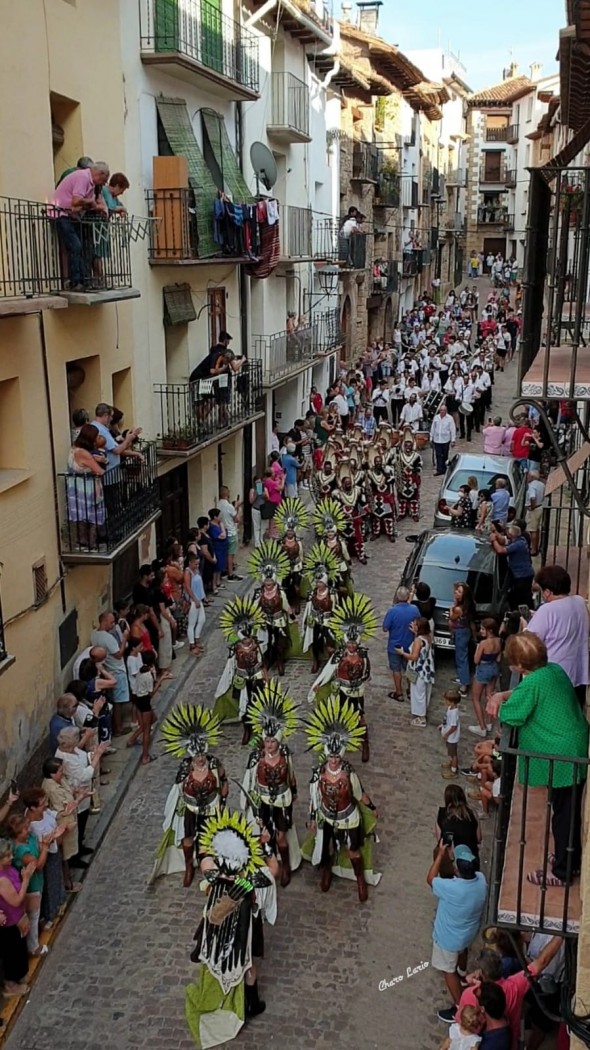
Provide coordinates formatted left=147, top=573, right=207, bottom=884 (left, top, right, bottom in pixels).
left=38, top=312, right=67, bottom=614
left=237, top=99, right=253, bottom=542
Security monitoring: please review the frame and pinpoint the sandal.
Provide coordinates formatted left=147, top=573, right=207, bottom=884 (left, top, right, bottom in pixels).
left=526, top=869, right=565, bottom=888
left=410, top=717, right=427, bottom=727
left=141, top=755, right=158, bottom=765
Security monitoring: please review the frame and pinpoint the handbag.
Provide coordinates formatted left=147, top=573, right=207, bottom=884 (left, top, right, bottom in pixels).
left=405, top=666, right=418, bottom=684
left=260, top=500, right=275, bottom=521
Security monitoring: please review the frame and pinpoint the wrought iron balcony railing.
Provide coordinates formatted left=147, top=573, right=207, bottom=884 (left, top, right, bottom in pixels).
left=351, top=140, right=379, bottom=182
left=374, top=171, right=400, bottom=208
left=480, top=166, right=508, bottom=185
left=0, top=197, right=135, bottom=298
left=155, top=359, right=263, bottom=453
left=316, top=306, right=343, bottom=353
left=488, top=726, right=587, bottom=937
left=485, top=125, right=509, bottom=141
left=280, top=205, right=313, bottom=259
left=139, top=0, right=260, bottom=96
left=267, top=72, right=310, bottom=142
left=477, top=205, right=511, bottom=224
left=373, top=258, right=397, bottom=294
left=505, top=168, right=517, bottom=188
left=254, top=324, right=316, bottom=385
left=58, top=442, right=159, bottom=558
left=402, top=249, right=423, bottom=277
left=313, top=220, right=367, bottom=269
left=145, top=188, right=251, bottom=262
left=506, top=123, right=520, bottom=144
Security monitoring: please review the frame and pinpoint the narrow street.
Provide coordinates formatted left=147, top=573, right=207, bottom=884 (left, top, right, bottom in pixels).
left=6, top=349, right=517, bottom=1050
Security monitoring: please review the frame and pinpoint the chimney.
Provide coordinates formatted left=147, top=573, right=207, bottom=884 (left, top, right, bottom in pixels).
left=529, top=61, right=542, bottom=80
left=341, top=1, right=352, bottom=20
left=356, top=1, right=382, bottom=35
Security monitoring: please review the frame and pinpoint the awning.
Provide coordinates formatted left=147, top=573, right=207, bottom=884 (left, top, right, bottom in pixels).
left=201, top=109, right=253, bottom=202
left=156, top=96, right=219, bottom=257
left=163, top=283, right=197, bottom=326
left=545, top=441, right=590, bottom=496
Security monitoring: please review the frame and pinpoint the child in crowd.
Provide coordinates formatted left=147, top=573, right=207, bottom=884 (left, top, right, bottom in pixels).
left=126, top=650, right=158, bottom=765
left=440, top=1004, right=483, bottom=1050
left=475, top=758, right=502, bottom=819
left=470, top=618, right=502, bottom=737
left=440, top=690, right=461, bottom=779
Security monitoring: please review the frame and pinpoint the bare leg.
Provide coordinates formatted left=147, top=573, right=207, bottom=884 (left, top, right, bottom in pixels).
left=443, top=970, right=463, bottom=1004
left=471, top=680, right=487, bottom=730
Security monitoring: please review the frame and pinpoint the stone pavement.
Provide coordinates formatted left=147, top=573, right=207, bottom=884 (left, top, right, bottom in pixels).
left=5, top=329, right=518, bottom=1050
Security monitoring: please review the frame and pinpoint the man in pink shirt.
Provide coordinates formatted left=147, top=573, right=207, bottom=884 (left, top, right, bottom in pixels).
left=483, top=416, right=506, bottom=456
left=453, top=938, right=563, bottom=1048
left=528, top=564, right=589, bottom=705
left=51, top=162, right=109, bottom=289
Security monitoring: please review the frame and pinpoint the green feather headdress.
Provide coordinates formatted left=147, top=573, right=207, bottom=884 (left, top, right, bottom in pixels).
left=328, top=593, right=378, bottom=643
left=160, top=703, right=222, bottom=758
left=302, top=541, right=340, bottom=584
left=312, top=497, right=348, bottom=538
left=304, top=695, right=366, bottom=756
left=248, top=539, right=291, bottom=582
left=199, top=809, right=265, bottom=876
left=219, top=595, right=266, bottom=642
left=275, top=497, right=310, bottom=536
left=246, top=680, right=299, bottom=741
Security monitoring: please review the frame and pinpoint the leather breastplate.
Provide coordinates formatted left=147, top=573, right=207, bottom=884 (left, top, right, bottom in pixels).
left=235, top=637, right=260, bottom=670
left=257, top=755, right=289, bottom=800
left=260, top=589, right=282, bottom=615
left=319, top=769, right=354, bottom=818
left=182, top=768, right=218, bottom=808
left=283, top=537, right=300, bottom=562
left=338, top=650, right=365, bottom=684
left=312, top=590, right=332, bottom=613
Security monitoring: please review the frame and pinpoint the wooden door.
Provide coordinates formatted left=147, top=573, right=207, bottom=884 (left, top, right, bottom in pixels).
left=484, top=151, right=502, bottom=182
left=208, top=287, right=226, bottom=345
left=157, top=465, right=189, bottom=555
left=201, top=0, right=224, bottom=73
left=154, top=0, right=179, bottom=50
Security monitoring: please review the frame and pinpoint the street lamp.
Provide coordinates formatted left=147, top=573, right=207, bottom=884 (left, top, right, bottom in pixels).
left=317, top=266, right=340, bottom=295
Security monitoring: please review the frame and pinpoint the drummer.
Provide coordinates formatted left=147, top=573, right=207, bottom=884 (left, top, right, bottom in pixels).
left=399, top=392, right=424, bottom=433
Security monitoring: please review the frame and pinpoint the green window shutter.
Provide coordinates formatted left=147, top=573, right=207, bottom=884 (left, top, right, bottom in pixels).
left=201, top=108, right=253, bottom=202
left=156, top=96, right=218, bottom=258
left=163, top=283, right=197, bottom=325
left=154, top=0, right=179, bottom=51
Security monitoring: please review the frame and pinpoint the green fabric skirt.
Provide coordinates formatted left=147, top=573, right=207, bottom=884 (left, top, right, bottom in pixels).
left=185, top=966, right=245, bottom=1049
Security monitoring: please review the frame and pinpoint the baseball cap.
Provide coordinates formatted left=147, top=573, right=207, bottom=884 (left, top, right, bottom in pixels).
left=454, top=844, right=476, bottom=862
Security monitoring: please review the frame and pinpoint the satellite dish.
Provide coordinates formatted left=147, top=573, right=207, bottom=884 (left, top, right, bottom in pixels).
left=250, top=141, right=278, bottom=193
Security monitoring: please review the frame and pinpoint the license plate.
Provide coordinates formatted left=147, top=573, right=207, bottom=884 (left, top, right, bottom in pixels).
left=434, top=635, right=453, bottom=648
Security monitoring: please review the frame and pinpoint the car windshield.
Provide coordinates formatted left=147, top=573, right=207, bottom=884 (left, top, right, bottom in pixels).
left=447, top=469, right=513, bottom=496
left=418, top=544, right=497, bottom=607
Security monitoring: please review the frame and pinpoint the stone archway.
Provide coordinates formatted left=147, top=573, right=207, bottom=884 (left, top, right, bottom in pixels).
left=341, top=294, right=352, bottom=362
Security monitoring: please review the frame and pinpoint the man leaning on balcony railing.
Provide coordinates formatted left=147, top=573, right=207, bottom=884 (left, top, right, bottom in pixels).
left=50, top=161, right=111, bottom=291
left=486, top=632, right=589, bottom=889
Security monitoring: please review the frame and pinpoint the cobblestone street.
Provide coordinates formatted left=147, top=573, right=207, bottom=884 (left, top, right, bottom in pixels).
left=5, top=357, right=517, bottom=1050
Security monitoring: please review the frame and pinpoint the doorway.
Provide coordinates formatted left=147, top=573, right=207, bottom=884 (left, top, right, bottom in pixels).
left=208, top=288, right=226, bottom=346
left=483, top=236, right=507, bottom=258
left=157, top=464, right=189, bottom=554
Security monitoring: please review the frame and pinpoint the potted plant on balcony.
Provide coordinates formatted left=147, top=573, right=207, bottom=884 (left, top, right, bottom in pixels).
left=175, top=425, right=196, bottom=451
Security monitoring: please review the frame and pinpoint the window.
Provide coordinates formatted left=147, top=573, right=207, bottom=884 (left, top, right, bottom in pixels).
left=32, top=560, right=48, bottom=607
left=526, top=96, right=533, bottom=122
left=59, top=609, right=79, bottom=669
left=208, top=288, right=227, bottom=345
left=50, top=92, right=83, bottom=184
left=0, top=377, right=25, bottom=470
left=447, top=469, right=513, bottom=496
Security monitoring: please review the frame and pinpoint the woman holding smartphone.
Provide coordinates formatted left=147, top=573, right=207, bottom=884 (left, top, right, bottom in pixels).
left=249, top=474, right=265, bottom=547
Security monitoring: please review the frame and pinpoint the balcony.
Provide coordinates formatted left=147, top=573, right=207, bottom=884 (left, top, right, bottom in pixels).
left=145, top=188, right=250, bottom=264
left=280, top=205, right=313, bottom=260
left=313, top=220, right=367, bottom=270
left=506, top=123, right=520, bottom=144
left=244, top=0, right=333, bottom=47
left=402, top=249, right=423, bottom=277
left=446, top=168, right=467, bottom=187
left=0, top=197, right=138, bottom=312
left=474, top=203, right=508, bottom=224
left=254, top=324, right=317, bottom=386
left=139, top=0, right=260, bottom=102
left=485, top=125, right=509, bottom=142
left=445, top=212, right=465, bottom=233
left=351, top=140, right=379, bottom=183
left=374, top=171, right=400, bottom=208
left=480, top=165, right=507, bottom=186
left=316, top=306, right=343, bottom=354
left=372, top=258, right=397, bottom=295
left=505, top=168, right=517, bottom=188
left=155, top=359, right=263, bottom=455
left=58, top=443, right=160, bottom=563
left=267, top=72, right=310, bottom=143
left=489, top=727, right=586, bottom=936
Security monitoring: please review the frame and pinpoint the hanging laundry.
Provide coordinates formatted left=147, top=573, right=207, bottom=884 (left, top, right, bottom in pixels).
left=266, top=199, right=279, bottom=226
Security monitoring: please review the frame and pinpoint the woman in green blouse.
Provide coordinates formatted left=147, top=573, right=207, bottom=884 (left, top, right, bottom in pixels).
left=487, top=632, right=589, bottom=887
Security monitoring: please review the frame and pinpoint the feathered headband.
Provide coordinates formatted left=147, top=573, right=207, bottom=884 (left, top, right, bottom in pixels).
left=248, top=538, right=291, bottom=583
left=302, top=541, right=340, bottom=585
left=312, top=497, right=348, bottom=538
left=219, top=595, right=266, bottom=642
left=275, top=496, right=310, bottom=537
left=305, top=695, right=366, bottom=756
left=160, top=703, right=222, bottom=758
left=246, top=681, right=299, bottom=741
left=199, top=809, right=265, bottom=876
left=328, top=593, right=378, bottom=644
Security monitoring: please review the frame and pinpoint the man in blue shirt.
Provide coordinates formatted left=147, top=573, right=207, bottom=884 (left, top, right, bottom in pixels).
left=490, top=477, right=510, bottom=524
left=490, top=524, right=534, bottom=609
left=92, top=403, right=143, bottom=473
left=280, top=442, right=300, bottom=498
left=427, top=843, right=488, bottom=1020
left=382, top=586, right=420, bottom=701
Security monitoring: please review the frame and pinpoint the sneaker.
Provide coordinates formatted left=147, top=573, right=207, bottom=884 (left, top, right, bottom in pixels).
left=173, top=641, right=185, bottom=650
left=437, top=1007, right=456, bottom=1023
left=468, top=725, right=487, bottom=738
left=460, top=767, right=478, bottom=777
left=456, top=967, right=467, bottom=978
left=227, top=574, right=244, bottom=581
left=453, top=677, right=461, bottom=684
left=486, top=723, right=493, bottom=732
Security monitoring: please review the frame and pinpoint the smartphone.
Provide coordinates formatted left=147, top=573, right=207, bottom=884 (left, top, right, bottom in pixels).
left=255, top=482, right=263, bottom=496
left=443, top=832, right=454, bottom=847
left=10, top=778, right=18, bottom=794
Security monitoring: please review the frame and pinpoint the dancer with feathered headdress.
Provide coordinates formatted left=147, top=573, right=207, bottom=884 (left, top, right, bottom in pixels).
left=301, top=542, right=340, bottom=672
left=312, top=497, right=353, bottom=598
left=149, top=705, right=227, bottom=887
left=213, top=596, right=267, bottom=743
left=301, top=696, right=380, bottom=902
left=275, top=497, right=309, bottom=614
left=185, top=809, right=271, bottom=1048
left=239, top=681, right=301, bottom=888
left=249, top=540, right=296, bottom=676
left=308, top=594, right=377, bottom=763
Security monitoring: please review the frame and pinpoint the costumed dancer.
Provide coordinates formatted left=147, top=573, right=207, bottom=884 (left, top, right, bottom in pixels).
left=240, top=681, right=301, bottom=887
left=249, top=540, right=294, bottom=677
left=395, top=428, right=422, bottom=522
left=302, top=696, right=380, bottom=902
left=275, top=497, right=309, bottom=615
left=185, top=810, right=270, bottom=1048
left=313, top=497, right=352, bottom=598
left=366, top=444, right=396, bottom=542
left=150, top=704, right=227, bottom=887
left=213, top=596, right=267, bottom=744
left=301, top=542, right=340, bottom=674
left=308, top=593, right=376, bottom=763
left=315, top=454, right=338, bottom=499
left=333, top=457, right=369, bottom=564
